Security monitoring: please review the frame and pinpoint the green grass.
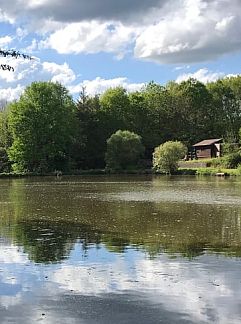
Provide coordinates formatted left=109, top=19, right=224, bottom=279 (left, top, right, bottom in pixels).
left=182, top=158, right=214, bottom=164
left=179, top=167, right=239, bottom=176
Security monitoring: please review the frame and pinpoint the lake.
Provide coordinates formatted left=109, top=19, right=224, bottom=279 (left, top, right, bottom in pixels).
left=0, top=175, right=241, bottom=323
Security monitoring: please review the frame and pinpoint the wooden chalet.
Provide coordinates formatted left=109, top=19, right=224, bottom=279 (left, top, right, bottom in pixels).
left=193, top=138, right=223, bottom=159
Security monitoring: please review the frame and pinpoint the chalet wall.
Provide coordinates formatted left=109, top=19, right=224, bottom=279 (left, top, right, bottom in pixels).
left=196, top=148, right=211, bottom=159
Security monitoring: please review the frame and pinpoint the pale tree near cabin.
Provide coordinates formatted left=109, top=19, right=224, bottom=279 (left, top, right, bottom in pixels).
left=153, top=141, right=187, bottom=174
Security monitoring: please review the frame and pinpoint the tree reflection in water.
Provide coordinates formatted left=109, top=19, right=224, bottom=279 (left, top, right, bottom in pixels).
left=0, top=176, right=240, bottom=263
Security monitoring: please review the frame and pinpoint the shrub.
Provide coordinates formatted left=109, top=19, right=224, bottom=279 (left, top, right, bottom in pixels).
left=153, top=141, right=187, bottom=174
left=105, top=130, right=144, bottom=171
left=222, top=142, right=240, bottom=155
left=222, top=152, right=241, bottom=168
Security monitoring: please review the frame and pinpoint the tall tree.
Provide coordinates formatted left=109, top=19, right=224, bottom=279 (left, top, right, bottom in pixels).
left=99, top=86, right=130, bottom=133
left=207, top=80, right=241, bottom=141
left=0, top=108, right=12, bottom=172
left=8, top=81, right=76, bottom=173
left=142, top=82, right=174, bottom=150
left=74, top=87, right=103, bottom=169
left=171, top=79, right=213, bottom=145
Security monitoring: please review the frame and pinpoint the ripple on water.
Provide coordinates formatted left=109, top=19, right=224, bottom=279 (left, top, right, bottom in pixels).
left=103, top=189, right=241, bottom=206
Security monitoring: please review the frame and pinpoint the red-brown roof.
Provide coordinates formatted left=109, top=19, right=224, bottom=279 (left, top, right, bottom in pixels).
left=193, top=138, right=223, bottom=147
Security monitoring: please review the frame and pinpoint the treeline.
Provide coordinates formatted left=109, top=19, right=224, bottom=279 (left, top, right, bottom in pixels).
left=1, top=76, right=241, bottom=173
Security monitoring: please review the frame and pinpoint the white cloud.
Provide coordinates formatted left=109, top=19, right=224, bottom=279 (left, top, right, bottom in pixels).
left=1, top=0, right=241, bottom=103
left=0, top=57, right=75, bottom=85
left=1, top=0, right=241, bottom=64
left=42, top=62, right=76, bottom=84
left=42, top=21, right=137, bottom=57
left=36, top=0, right=241, bottom=64
left=0, top=84, right=24, bottom=105
left=134, top=0, right=241, bottom=64
left=176, top=68, right=224, bottom=84
left=174, top=65, right=190, bottom=71
left=0, top=57, right=77, bottom=102
left=0, top=36, right=13, bottom=48
left=68, top=77, right=145, bottom=96
left=0, top=57, right=40, bottom=83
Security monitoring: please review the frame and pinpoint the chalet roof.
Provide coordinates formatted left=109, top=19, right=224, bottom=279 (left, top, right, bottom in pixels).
left=193, top=138, right=223, bottom=147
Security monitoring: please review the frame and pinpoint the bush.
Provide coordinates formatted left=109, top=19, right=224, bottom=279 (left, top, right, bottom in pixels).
left=153, top=141, right=187, bottom=174
left=105, top=130, right=144, bottom=171
left=222, top=152, right=241, bottom=168
left=222, top=142, right=240, bottom=155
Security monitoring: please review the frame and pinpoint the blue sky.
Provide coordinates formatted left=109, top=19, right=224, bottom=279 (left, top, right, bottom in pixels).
left=0, top=0, right=241, bottom=103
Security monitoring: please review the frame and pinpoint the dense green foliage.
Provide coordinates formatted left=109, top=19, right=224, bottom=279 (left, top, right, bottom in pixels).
left=153, top=141, right=187, bottom=174
left=1, top=75, right=241, bottom=173
left=105, top=130, right=144, bottom=170
left=7, top=82, right=76, bottom=172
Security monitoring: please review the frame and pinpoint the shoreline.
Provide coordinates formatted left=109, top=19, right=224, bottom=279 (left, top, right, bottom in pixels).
left=0, top=167, right=240, bottom=178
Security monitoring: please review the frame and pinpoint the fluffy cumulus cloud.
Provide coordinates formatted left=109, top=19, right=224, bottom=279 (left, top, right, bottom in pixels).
left=68, top=77, right=145, bottom=96
left=134, top=0, right=241, bottom=64
left=176, top=68, right=225, bottom=84
left=0, top=35, right=13, bottom=48
left=42, top=21, right=137, bottom=57
left=42, top=62, right=76, bottom=84
left=0, top=57, right=76, bottom=85
left=1, top=0, right=241, bottom=67
left=0, top=85, right=24, bottom=107
left=0, top=57, right=77, bottom=103
left=1, top=0, right=241, bottom=103
left=41, top=0, right=241, bottom=63
left=1, top=0, right=241, bottom=64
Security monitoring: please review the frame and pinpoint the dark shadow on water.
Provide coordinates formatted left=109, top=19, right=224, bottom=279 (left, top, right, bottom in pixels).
left=0, top=292, right=194, bottom=324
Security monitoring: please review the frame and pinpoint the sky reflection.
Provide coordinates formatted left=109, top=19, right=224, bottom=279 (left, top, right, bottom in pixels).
left=0, top=240, right=241, bottom=323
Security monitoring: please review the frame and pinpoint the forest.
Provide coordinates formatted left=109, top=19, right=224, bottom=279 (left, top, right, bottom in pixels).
left=0, top=75, right=241, bottom=173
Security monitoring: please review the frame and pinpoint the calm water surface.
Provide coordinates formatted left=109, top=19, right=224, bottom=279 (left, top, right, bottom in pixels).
left=0, top=175, right=241, bottom=323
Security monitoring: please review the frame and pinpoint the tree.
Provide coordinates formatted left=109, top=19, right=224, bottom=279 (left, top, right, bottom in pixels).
left=141, top=82, right=177, bottom=154
left=0, top=108, right=12, bottom=172
left=74, top=87, right=103, bottom=169
left=207, top=80, right=241, bottom=142
left=105, top=130, right=144, bottom=170
left=170, top=78, right=213, bottom=144
left=153, top=141, right=187, bottom=174
left=0, top=108, right=12, bottom=149
left=8, top=81, right=76, bottom=173
left=99, top=86, right=130, bottom=134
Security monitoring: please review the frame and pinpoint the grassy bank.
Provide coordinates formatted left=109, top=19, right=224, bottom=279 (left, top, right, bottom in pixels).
left=0, top=164, right=240, bottom=178
left=178, top=158, right=241, bottom=176
left=179, top=167, right=239, bottom=176
left=0, top=169, right=153, bottom=178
